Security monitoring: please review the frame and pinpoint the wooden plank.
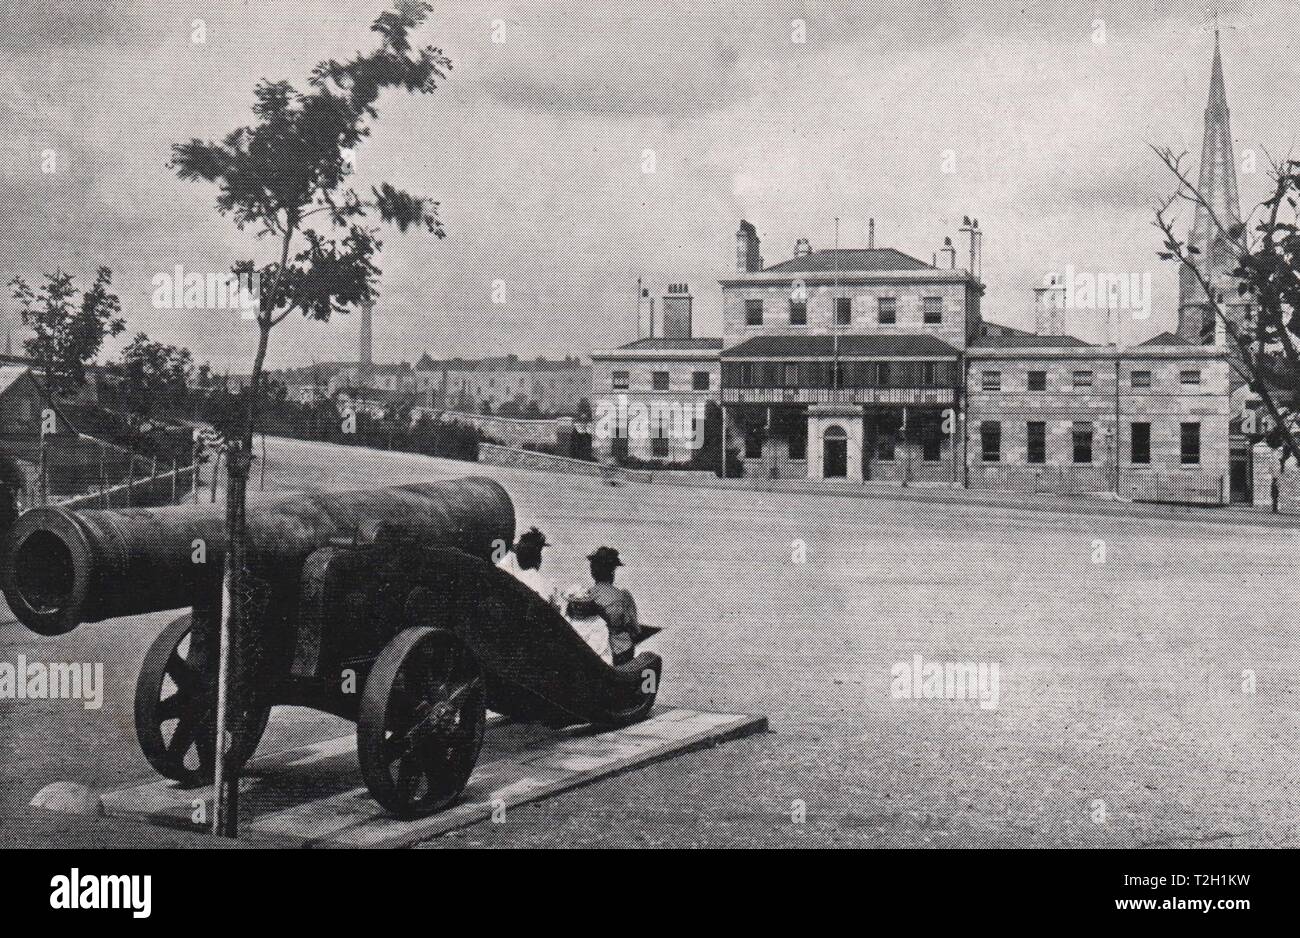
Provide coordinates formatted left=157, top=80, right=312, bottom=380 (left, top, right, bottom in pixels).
left=93, top=708, right=767, bottom=848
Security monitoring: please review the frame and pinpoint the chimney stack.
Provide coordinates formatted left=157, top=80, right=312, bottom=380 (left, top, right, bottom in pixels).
left=794, top=237, right=812, bottom=258
left=940, top=237, right=957, bottom=270
left=736, top=220, right=763, bottom=273
left=1033, top=283, right=1066, bottom=337
left=868, top=218, right=875, bottom=249
left=663, top=283, right=694, bottom=339
left=359, top=299, right=374, bottom=371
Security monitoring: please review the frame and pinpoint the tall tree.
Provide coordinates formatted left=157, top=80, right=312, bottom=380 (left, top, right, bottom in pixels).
left=9, top=267, right=126, bottom=396
left=169, top=0, right=450, bottom=834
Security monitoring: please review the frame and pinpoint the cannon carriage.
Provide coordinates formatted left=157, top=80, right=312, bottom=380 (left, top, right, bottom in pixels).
left=1, top=478, right=661, bottom=818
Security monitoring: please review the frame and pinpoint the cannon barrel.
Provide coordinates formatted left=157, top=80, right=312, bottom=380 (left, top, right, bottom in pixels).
left=0, top=477, right=515, bottom=636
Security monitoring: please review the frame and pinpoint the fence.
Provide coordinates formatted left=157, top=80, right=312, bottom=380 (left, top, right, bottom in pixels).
left=1126, top=471, right=1225, bottom=506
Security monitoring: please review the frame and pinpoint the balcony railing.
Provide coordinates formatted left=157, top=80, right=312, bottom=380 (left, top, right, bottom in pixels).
left=721, top=387, right=954, bottom=405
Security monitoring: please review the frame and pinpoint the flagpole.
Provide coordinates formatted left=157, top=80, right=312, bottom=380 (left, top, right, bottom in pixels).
left=833, top=217, right=840, bottom=395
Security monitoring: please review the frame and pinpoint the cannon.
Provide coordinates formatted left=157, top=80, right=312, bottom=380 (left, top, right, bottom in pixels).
left=1, top=478, right=661, bottom=818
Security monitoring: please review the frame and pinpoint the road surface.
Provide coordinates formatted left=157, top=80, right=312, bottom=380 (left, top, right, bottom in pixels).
left=3, top=435, right=1298, bottom=847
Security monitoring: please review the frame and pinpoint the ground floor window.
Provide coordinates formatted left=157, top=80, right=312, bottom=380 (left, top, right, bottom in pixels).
left=980, top=421, right=1001, bottom=462
left=1072, top=421, right=1093, bottom=464
left=612, top=437, right=629, bottom=460
left=651, top=435, right=670, bottom=458
left=1027, top=421, right=1046, bottom=464
left=1181, top=422, right=1201, bottom=464
left=1131, top=422, right=1151, bottom=464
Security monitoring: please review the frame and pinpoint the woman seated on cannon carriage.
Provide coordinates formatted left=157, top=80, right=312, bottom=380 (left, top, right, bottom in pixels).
left=496, top=530, right=647, bottom=665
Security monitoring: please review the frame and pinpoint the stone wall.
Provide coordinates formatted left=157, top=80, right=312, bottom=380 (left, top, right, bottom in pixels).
left=412, top=408, right=562, bottom=449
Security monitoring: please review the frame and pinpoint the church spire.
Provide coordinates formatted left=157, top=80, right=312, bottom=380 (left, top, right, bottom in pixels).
left=1177, top=29, right=1244, bottom=343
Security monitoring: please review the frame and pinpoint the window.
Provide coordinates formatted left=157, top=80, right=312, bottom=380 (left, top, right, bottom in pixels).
left=835, top=297, right=852, bottom=326
left=692, top=371, right=710, bottom=391
left=652, top=435, right=670, bottom=458
left=611, top=437, right=629, bottom=460
left=1072, top=421, right=1093, bottom=464
left=921, top=362, right=936, bottom=387
left=745, top=299, right=763, bottom=326
left=789, top=299, right=807, bottom=326
left=652, top=371, right=669, bottom=391
left=921, top=413, right=942, bottom=461
left=612, top=370, right=629, bottom=390
left=1027, top=371, right=1046, bottom=391
left=1131, top=422, right=1151, bottom=464
left=1073, top=370, right=1093, bottom=389
left=922, top=297, right=942, bottom=324
left=1027, top=421, right=1046, bottom=464
left=782, top=363, right=799, bottom=387
left=744, top=427, right=763, bottom=459
left=877, top=297, right=897, bottom=325
left=1180, top=369, right=1201, bottom=386
left=788, top=420, right=807, bottom=460
left=1131, top=370, right=1151, bottom=389
left=982, top=371, right=1001, bottom=391
left=1181, top=422, right=1201, bottom=464
left=876, top=362, right=891, bottom=387
left=980, top=422, right=1001, bottom=462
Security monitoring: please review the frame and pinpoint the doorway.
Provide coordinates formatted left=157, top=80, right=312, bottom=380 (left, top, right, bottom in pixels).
left=823, top=426, right=848, bottom=478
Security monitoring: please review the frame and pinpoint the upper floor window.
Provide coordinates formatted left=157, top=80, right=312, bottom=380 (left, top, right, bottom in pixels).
left=921, top=362, right=936, bottom=387
left=982, top=370, right=1001, bottom=391
left=922, top=297, right=943, bottom=324
left=692, top=371, right=710, bottom=391
left=1073, top=370, right=1093, bottom=389
left=745, top=299, right=763, bottom=326
left=1180, top=369, right=1201, bottom=386
left=1131, top=370, right=1151, bottom=389
left=652, top=371, right=670, bottom=391
left=835, top=297, right=852, bottom=327
left=876, top=362, right=891, bottom=386
left=782, top=363, right=799, bottom=387
left=1027, top=370, right=1046, bottom=391
left=612, top=370, right=629, bottom=390
left=789, top=299, right=807, bottom=326
left=877, top=297, right=897, bottom=325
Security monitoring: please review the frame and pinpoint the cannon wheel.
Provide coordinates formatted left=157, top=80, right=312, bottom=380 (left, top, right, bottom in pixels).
left=357, top=626, right=486, bottom=818
left=134, top=613, right=270, bottom=787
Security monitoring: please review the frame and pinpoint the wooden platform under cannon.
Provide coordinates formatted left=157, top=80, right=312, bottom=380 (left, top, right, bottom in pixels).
left=94, top=707, right=766, bottom=848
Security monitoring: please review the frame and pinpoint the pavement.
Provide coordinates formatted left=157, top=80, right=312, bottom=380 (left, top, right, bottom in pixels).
left=4, top=435, right=1299, bottom=847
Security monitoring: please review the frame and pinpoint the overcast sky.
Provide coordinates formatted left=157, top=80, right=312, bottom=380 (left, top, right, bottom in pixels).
left=1, top=0, right=1295, bottom=372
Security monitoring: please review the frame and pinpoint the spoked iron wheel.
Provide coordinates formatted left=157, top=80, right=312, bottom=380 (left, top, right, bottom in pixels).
left=358, top=626, right=486, bottom=818
left=134, top=614, right=270, bottom=787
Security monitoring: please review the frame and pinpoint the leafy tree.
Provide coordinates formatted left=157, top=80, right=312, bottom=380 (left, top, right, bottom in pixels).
left=9, top=267, right=125, bottom=395
left=168, top=1, right=452, bottom=831
left=109, top=332, right=193, bottom=420
left=1154, top=148, right=1300, bottom=466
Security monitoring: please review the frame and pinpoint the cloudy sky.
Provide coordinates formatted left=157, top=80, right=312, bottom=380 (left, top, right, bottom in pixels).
left=1, top=0, right=1296, bottom=372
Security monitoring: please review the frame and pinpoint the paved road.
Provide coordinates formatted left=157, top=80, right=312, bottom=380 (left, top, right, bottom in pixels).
left=3, top=436, right=1298, bottom=847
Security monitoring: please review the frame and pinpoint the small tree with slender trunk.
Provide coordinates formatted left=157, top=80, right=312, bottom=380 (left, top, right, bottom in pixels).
left=1153, top=146, right=1300, bottom=469
left=168, top=0, right=450, bottom=834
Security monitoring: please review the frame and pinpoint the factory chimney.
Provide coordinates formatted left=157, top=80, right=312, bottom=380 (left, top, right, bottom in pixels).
left=868, top=218, right=875, bottom=249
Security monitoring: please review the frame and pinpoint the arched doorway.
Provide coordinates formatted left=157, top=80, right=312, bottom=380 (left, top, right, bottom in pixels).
left=823, top=425, right=848, bottom=478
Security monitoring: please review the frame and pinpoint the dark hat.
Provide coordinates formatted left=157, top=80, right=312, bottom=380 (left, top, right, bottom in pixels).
left=587, top=546, right=623, bottom=567
left=516, top=527, right=549, bottom=550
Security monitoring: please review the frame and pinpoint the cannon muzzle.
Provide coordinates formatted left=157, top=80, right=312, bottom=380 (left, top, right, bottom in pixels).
left=1, top=477, right=515, bottom=636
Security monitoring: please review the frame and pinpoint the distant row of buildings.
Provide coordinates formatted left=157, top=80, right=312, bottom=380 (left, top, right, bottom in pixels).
left=267, top=354, right=592, bottom=417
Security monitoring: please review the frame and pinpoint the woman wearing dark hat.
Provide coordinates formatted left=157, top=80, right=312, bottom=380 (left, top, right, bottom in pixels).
left=567, top=546, right=641, bottom=666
